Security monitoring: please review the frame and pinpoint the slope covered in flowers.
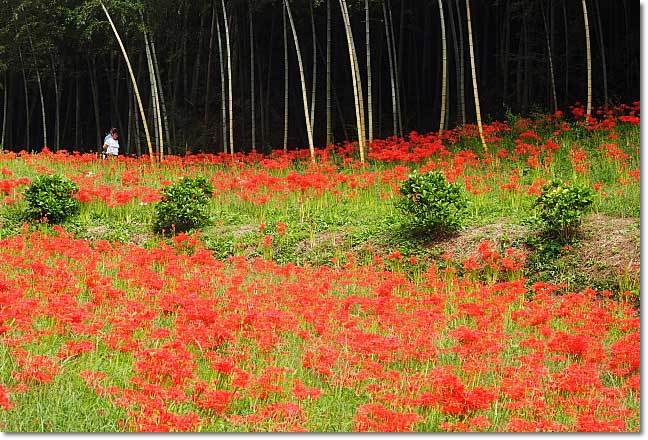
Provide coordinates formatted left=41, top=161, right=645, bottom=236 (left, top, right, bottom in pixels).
left=0, top=103, right=641, bottom=432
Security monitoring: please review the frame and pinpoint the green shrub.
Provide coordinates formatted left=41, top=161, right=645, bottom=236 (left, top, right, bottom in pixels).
left=397, top=171, right=468, bottom=232
left=24, top=174, right=80, bottom=223
left=154, top=177, right=214, bottom=234
left=534, top=179, right=594, bottom=238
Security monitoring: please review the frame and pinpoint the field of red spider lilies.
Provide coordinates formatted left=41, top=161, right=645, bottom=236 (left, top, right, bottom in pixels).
left=0, top=103, right=640, bottom=432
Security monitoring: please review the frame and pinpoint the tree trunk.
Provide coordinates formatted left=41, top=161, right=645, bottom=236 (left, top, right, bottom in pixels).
left=447, top=0, right=460, bottom=126
left=87, top=55, right=101, bottom=151
left=522, top=11, right=529, bottom=110
left=455, top=0, right=466, bottom=125
left=563, top=0, right=569, bottom=104
left=386, top=0, right=402, bottom=136
left=582, top=0, right=592, bottom=116
left=205, top=0, right=216, bottom=127
left=75, top=74, right=80, bottom=148
left=143, top=20, right=161, bottom=159
left=365, top=0, right=373, bottom=143
left=221, top=0, right=234, bottom=155
left=501, top=0, right=510, bottom=107
left=309, top=1, right=317, bottom=139
left=592, top=0, right=607, bottom=106
left=19, top=47, right=30, bottom=149
left=34, top=67, right=47, bottom=148
left=284, top=0, right=316, bottom=162
left=465, top=0, right=486, bottom=149
left=339, top=0, right=367, bottom=163
left=1, top=72, right=6, bottom=149
left=26, top=32, right=48, bottom=149
left=438, top=0, right=447, bottom=132
left=51, top=55, right=61, bottom=150
left=540, top=1, right=558, bottom=113
left=249, top=0, right=256, bottom=152
left=151, top=40, right=169, bottom=155
left=383, top=0, right=397, bottom=136
left=263, top=13, right=277, bottom=149
left=215, top=5, right=227, bottom=153
left=126, top=77, right=132, bottom=155
left=101, top=2, right=154, bottom=161
left=397, top=0, right=405, bottom=128
left=191, top=13, right=205, bottom=107
left=326, top=0, right=333, bottom=145
left=133, top=85, right=142, bottom=157
left=283, top=6, right=289, bottom=152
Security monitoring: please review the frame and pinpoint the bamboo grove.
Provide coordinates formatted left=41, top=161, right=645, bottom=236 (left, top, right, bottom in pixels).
left=0, top=0, right=639, bottom=160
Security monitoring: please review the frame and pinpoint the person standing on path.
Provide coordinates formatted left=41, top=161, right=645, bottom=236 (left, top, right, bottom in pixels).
left=102, top=128, right=120, bottom=159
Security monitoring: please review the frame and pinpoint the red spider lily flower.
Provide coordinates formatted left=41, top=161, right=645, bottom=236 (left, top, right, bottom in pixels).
left=59, top=340, right=96, bottom=359
left=12, top=355, right=61, bottom=384
left=292, top=379, right=323, bottom=401
left=576, top=412, right=627, bottom=432
left=608, top=332, right=640, bottom=376
left=197, top=389, right=234, bottom=413
left=618, top=115, right=640, bottom=125
left=354, top=403, right=422, bottom=432
left=0, top=384, right=15, bottom=410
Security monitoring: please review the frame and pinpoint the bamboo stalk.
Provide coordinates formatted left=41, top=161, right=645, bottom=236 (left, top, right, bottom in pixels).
left=221, top=0, right=234, bottom=155
left=249, top=0, right=256, bottom=152
left=283, top=6, right=289, bottom=152
left=366, top=0, right=373, bottom=143
left=326, top=0, right=333, bottom=146
left=465, top=0, right=486, bottom=149
left=100, top=2, right=154, bottom=161
left=215, top=4, right=227, bottom=153
left=438, top=0, right=447, bottom=132
left=582, top=0, right=592, bottom=116
left=284, top=0, right=316, bottom=162
left=383, top=0, right=397, bottom=136
left=339, top=0, right=366, bottom=163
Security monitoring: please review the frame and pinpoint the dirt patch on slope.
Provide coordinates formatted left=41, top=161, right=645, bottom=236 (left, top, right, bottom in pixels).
left=571, top=214, right=640, bottom=281
left=431, top=221, right=531, bottom=260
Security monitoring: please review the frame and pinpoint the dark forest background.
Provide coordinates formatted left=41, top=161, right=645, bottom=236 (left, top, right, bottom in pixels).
left=0, top=0, right=640, bottom=155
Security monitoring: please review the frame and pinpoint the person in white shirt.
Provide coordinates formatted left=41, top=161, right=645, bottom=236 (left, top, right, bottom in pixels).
left=102, top=128, right=120, bottom=158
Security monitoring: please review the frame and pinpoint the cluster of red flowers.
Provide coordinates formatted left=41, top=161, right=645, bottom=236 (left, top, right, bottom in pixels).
left=0, top=229, right=638, bottom=431
left=0, top=102, right=638, bottom=212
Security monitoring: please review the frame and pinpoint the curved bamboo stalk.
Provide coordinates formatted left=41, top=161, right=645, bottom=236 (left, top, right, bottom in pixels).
left=309, top=0, right=317, bottom=136
left=382, top=0, right=397, bottom=136
left=582, top=0, right=592, bottom=116
left=325, top=0, right=333, bottom=146
left=151, top=40, right=169, bottom=154
left=27, top=33, right=47, bottom=149
left=465, top=0, right=486, bottom=149
left=540, top=1, right=558, bottom=113
left=283, top=6, right=289, bottom=152
left=592, top=0, right=607, bottom=106
left=366, top=0, right=373, bottom=143
left=221, top=0, right=234, bottom=155
left=339, top=0, right=366, bottom=163
left=215, top=4, right=227, bottom=153
left=249, top=0, right=256, bottom=152
left=284, top=0, right=316, bottom=162
left=100, top=2, right=154, bottom=161
left=456, top=0, right=466, bottom=125
left=19, top=47, right=30, bottom=149
left=438, top=0, right=447, bottom=132
left=1, top=73, right=6, bottom=149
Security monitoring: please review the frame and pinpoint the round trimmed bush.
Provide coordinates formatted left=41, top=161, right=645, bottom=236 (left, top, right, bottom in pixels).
left=534, top=179, right=594, bottom=238
left=154, top=177, right=214, bottom=234
left=397, top=171, right=468, bottom=232
left=24, top=174, right=80, bottom=224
